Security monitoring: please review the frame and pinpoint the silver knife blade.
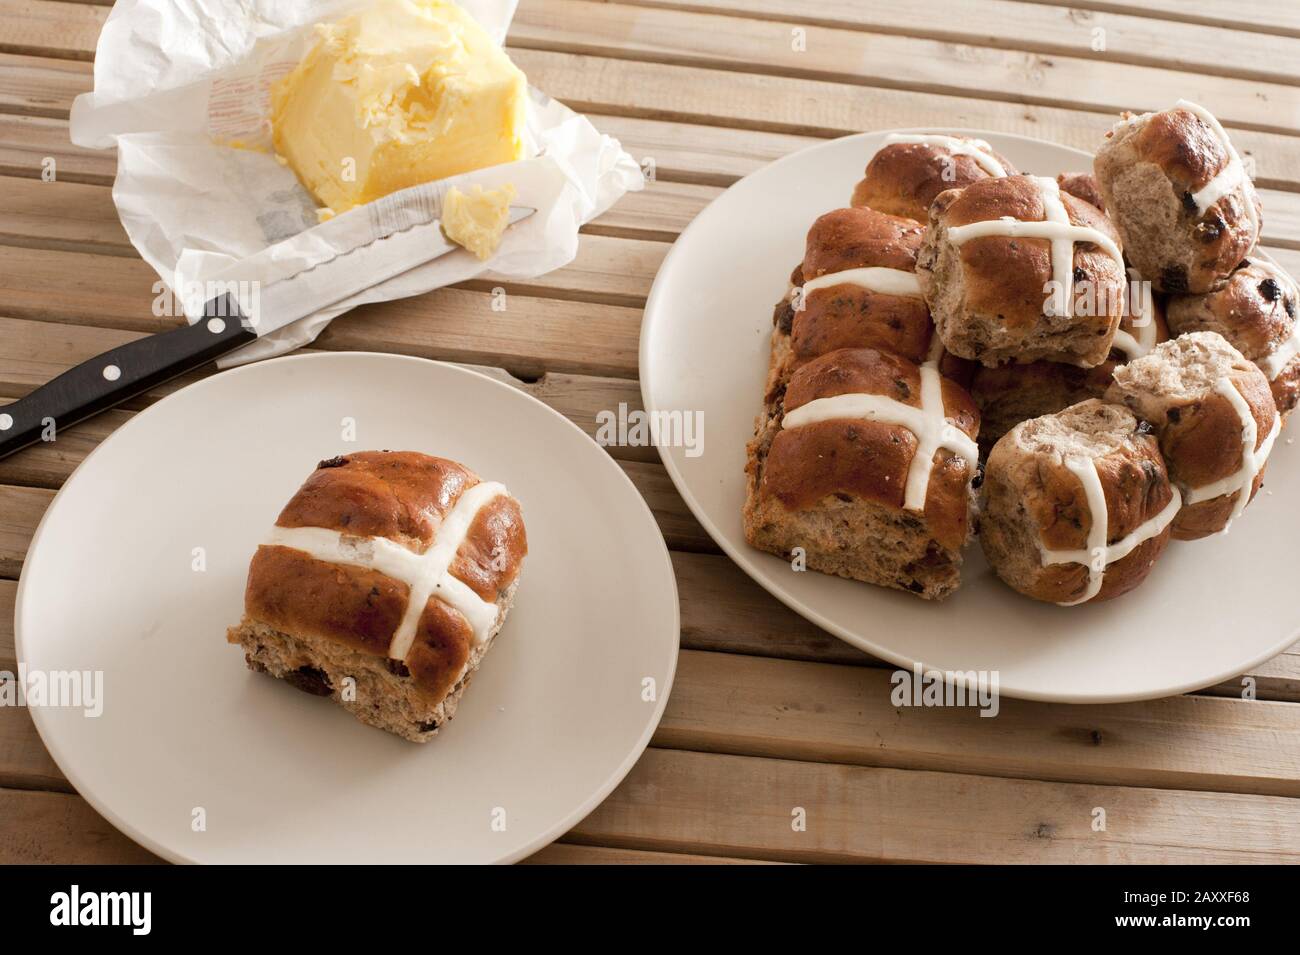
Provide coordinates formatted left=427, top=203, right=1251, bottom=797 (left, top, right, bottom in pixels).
left=209, top=203, right=534, bottom=335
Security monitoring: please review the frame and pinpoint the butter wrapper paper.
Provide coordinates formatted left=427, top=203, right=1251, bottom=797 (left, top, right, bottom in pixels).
left=69, top=0, right=645, bottom=366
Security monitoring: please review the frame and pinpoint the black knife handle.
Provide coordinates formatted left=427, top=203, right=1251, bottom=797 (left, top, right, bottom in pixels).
left=0, top=295, right=258, bottom=462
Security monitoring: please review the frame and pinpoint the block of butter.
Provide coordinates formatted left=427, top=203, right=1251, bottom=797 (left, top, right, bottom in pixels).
left=271, top=0, right=528, bottom=214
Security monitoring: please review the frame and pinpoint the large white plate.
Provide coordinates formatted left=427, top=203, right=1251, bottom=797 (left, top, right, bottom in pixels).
left=641, top=128, right=1298, bottom=703
left=17, top=352, right=679, bottom=863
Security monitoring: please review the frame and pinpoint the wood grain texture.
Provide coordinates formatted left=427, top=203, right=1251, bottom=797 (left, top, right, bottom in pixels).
left=618, top=0, right=1300, bottom=85
left=509, top=48, right=1300, bottom=189
left=521, top=842, right=784, bottom=863
left=569, top=748, right=1300, bottom=863
left=660, top=650, right=1300, bottom=796
left=1034, top=0, right=1300, bottom=37
left=508, top=1, right=1300, bottom=134
left=0, top=788, right=162, bottom=863
left=0, top=245, right=648, bottom=380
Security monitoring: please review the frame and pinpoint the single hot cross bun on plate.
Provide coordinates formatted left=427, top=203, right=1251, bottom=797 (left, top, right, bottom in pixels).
left=744, top=346, right=980, bottom=600
left=917, top=174, right=1127, bottom=367
left=1106, top=331, right=1279, bottom=539
left=850, top=133, right=1017, bottom=223
left=1165, top=254, right=1300, bottom=416
left=980, top=399, right=1179, bottom=606
left=227, top=451, right=527, bottom=742
left=1094, top=100, right=1261, bottom=294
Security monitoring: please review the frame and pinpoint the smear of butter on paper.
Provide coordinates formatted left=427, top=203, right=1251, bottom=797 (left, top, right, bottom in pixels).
left=441, top=182, right=516, bottom=259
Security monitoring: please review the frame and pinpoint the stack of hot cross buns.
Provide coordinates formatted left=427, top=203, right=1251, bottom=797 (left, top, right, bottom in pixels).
left=744, top=103, right=1298, bottom=606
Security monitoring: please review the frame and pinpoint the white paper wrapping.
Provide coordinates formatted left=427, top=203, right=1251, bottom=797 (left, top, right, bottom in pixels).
left=69, top=0, right=644, bottom=366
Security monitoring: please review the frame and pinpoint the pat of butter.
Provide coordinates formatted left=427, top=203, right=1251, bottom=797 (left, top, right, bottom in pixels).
left=271, top=0, right=527, bottom=213
left=442, top=183, right=517, bottom=259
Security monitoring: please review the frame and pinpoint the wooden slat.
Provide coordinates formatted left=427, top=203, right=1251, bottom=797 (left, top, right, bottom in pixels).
left=0, top=114, right=112, bottom=184
left=0, top=0, right=102, bottom=61
left=0, top=484, right=52, bottom=578
left=0, top=710, right=67, bottom=794
left=0, top=52, right=90, bottom=118
left=1044, top=0, right=1300, bottom=37
left=571, top=747, right=1300, bottom=863
left=0, top=174, right=129, bottom=254
left=0, top=788, right=162, bottom=863
left=660, top=650, right=1300, bottom=796
left=508, top=1, right=1300, bottom=135
left=521, top=842, right=782, bottom=863
left=620, top=0, right=1300, bottom=86
left=0, top=246, right=646, bottom=380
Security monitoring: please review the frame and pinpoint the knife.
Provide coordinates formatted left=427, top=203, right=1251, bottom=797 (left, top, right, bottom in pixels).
left=0, top=204, right=535, bottom=461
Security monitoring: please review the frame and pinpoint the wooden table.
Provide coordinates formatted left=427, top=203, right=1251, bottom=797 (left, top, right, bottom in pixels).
left=3, top=0, right=1300, bottom=865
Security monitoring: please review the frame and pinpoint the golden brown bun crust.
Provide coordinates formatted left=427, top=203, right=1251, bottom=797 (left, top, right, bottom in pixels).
left=918, top=175, right=1125, bottom=366
left=404, top=600, right=475, bottom=704
left=851, top=140, right=1017, bottom=222
left=758, top=347, right=979, bottom=552
left=243, top=451, right=527, bottom=700
left=789, top=207, right=932, bottom=365
left=981, top=401, right=1174, bottom=604
left=801, top=206, right=922, bottom=277
left=245, top=545, right=409, bottom=658
left=1153, top=373, right=1274, bottom=540
left=1105, top=335, right=1277, bottom=540
left=1166, top=257, right=1300, bottom=414
left=276, top=451, right=474, bottom=549
left=1057, top=172, right=1106, bottom=211
left=1094, top=106, right=1261, bottom=293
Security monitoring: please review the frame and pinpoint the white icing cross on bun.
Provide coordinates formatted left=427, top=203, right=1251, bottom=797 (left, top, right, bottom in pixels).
left=1182, top=377, right=1279, bottom=527
left=779, top=352, right=978, bottom=513
left=880, top=133, right=1009, bottom=179
left=263, top=481, right=507, bottom=659
left=945, top=176, right=1124, bottom=321
left=1039, top=457, right=1182, bottom=606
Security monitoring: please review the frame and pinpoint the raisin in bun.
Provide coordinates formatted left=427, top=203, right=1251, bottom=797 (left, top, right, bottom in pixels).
left=981, top=400, right=1178, bottom=606
left=1166, top=255, right=1300, bottom=416
left=917, top=174, right=1126, bottom=367
left=1106, top=331, right=1279, bottom=539
left=1094, top=101, right=1261, bottom=294
left=851, top=134, right=1016, bottom=223
left=744, top=346, right=980, bottom=600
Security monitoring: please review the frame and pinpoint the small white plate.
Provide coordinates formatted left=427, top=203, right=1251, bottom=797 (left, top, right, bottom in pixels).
left=17, top=352, right=679, bottom=863
left=641, top=128, right=1298, bottom=703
